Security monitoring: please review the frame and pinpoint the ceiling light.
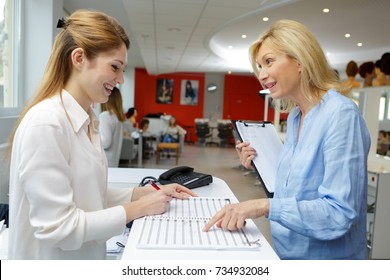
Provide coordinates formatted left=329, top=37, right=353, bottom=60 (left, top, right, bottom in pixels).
left=262, top=17, right=269, bottom=22
left=326, top=52, right=331, bottom=56
left=241, top=34, right=247, bottom=39
left=345, top=33, right=351, bottom=38
left=167, top=27, right=182, bottom=32
left=228, top=45, right=233, bottom=49
left=227, top=71, right=232, bottom=74
left=207, top=84, right=217, bottom=92
left=357, top=42, right=363, bottom=47
left=323, top=8, right=330, bottom=13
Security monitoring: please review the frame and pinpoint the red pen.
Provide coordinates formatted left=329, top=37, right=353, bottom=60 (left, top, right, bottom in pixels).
left=148, top=180, right=160, bottom=190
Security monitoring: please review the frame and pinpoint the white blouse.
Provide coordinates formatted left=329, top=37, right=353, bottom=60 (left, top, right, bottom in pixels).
left=99, top=111, right=123, bottom=167
left=8, top=90, right=133, bottom=259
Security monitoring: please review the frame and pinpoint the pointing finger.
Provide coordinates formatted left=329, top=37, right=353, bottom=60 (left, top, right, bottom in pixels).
left=203, top=210, right=225, bottom=232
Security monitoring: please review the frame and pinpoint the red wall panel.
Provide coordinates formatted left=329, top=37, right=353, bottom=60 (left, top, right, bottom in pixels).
left=223, top=74, right=274, bottom=122
left=134, top=69, right=205, bottom=142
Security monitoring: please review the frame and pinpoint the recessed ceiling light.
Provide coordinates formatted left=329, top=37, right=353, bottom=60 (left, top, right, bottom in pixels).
left=241, top=34, right=247, bottom=39
left=262, top=17, right=269, bottom=22
left=228, top=45, right=233, bottom=49
left=357, top=42, right=363, bottom=47
left=323, top=8, right=330, bottom=13
left=345, top=33, right=351, bottom=38
left=168, top=27, right=182, bottom=32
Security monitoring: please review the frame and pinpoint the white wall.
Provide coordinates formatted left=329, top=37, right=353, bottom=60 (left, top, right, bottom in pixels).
left=24, top=0, right=63, bottom=103
left=119, top=68, right=135, bottom=112
left=203, top=73, right=224, bottom=124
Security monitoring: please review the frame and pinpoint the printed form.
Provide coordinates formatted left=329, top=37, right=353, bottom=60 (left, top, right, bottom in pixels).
left=137, top=197, right=261, bottom=250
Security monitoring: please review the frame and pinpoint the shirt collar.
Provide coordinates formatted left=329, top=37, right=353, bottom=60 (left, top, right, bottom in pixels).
left=59, top=90, right=99, bottom=133
left=291, top=89, right=333, bottom=122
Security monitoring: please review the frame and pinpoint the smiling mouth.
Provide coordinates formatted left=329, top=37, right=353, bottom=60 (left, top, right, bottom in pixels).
left=265, top=82, right=276, bottom=91
left=104, top=84, right=115, bottom=94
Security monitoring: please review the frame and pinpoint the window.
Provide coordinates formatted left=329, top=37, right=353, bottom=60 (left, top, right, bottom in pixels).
left=0, top=0, right=21, bottom=112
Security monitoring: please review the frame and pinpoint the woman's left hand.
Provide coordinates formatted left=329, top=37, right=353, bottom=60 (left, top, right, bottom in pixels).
left=161, top=183, right=198, bottom=199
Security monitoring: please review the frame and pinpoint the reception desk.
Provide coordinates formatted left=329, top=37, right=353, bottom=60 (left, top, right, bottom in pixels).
left=108, top=168, right=279, bottom=260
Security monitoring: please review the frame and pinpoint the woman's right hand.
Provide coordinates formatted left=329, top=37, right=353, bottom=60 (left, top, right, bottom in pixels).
left=124, top=188, right=174, bottom=222
left=235, top=140, right=257, bottom=169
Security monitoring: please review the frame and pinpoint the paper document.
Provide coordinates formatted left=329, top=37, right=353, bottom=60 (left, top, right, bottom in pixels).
left=137, top=197, right=260, bottom=250
left=232, top=121, right=283, bottom=194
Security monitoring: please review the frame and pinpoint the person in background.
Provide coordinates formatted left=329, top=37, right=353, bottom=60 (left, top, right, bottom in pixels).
left=204, top=19, right=370, bottom=260
left=162, top=116, right=186, bottom=143
left=130, top=118, right=153, bottom=158
left=377, top=130, right=389, bottom=155
left=358, top=61, right=376, bottom=87
left=99, top=87, right=125, bottom=167
left=7, top=9, right=196, bottom=260
left=139, top=118, right=153, bottom=158
left=373, top=53, right=390, bottom=87
left=342, top=60, right=361, bottom=88
left=380, top=55, right=390, bottom=85
left=123, top=107, right=138, bottom=137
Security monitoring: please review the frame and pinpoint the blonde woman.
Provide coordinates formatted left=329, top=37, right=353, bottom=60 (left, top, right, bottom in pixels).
left=99, top=87, right=125, bottom=167
left=8, top=10, right=195, bottom=260
left=205, top=20, right=370, bottom=260
left=162, top=116, right=186, bottom=143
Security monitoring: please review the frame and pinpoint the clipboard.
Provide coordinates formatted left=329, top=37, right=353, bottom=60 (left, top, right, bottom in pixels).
left=232, top=120, right=283, bottom=198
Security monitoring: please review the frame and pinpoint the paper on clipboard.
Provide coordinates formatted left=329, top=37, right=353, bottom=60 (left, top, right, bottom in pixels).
left=232, top=120, right=283, bottom=194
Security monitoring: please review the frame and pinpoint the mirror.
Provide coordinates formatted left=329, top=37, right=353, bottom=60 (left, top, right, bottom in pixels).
left=377, top=87, right=390, bottom=156
left=358, top=86, right=390, bottom=158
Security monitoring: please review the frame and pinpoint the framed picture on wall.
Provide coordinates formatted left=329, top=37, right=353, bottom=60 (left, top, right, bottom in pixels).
left=180, top=80, right=198, bottom=106
left=156, top=78, right=174, bottom=104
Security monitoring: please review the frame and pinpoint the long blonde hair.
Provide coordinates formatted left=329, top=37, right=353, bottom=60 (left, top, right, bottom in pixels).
left=249, top=19, right=350, bottom=112
left=100, top=87, right=126, bottom=122
left=8, top=9, right=130, bottom=154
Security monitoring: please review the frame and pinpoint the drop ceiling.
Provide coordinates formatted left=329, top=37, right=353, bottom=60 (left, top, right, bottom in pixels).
left=64, top=0, right=390, bottom=78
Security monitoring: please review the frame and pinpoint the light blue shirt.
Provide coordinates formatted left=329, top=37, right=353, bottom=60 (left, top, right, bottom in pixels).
left=268, top=90, right=370, bottom=259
